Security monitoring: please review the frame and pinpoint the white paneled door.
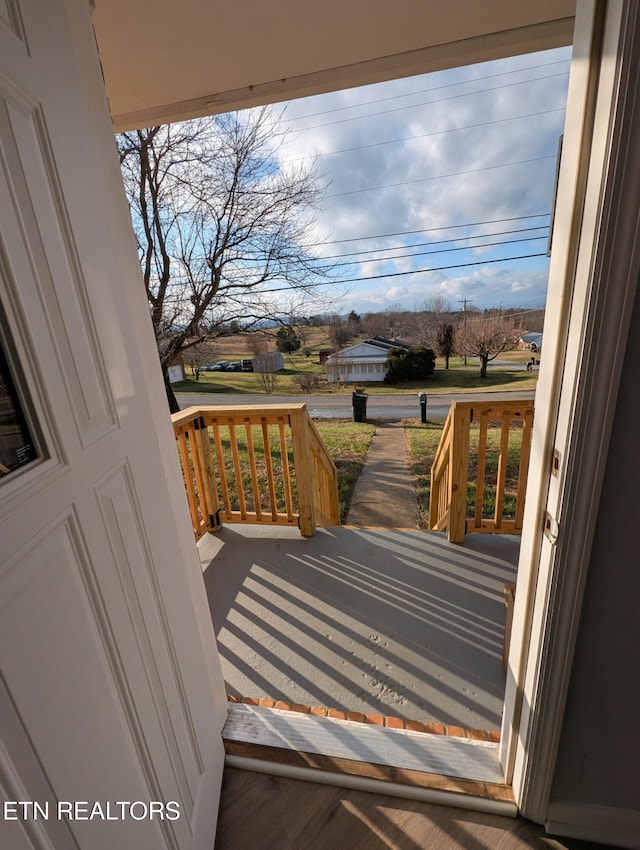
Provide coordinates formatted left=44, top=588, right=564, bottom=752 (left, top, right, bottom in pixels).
left=0, top=2, right=227, bottom=849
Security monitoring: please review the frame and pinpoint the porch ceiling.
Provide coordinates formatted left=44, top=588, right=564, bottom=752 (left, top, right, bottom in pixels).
left=92, top=0, right=575, bottom=131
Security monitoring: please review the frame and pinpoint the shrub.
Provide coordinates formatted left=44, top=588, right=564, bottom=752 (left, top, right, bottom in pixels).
left=385, top=346, right=436, bottom=383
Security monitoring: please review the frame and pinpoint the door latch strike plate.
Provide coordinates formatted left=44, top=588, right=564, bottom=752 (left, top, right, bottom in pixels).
left=544, top=511, right=559, bottom=544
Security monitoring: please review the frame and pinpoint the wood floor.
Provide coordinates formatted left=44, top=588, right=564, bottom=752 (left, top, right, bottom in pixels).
left=201, top=526, right=519, bottom=730
left=214, top=768, right=611, bottom=850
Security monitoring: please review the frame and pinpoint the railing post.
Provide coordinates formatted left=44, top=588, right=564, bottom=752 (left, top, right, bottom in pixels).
left=449, top=403, right=470, bottom=543
left=290, top=407, right=316, bottom=537
left=193, top=416, right=222, bottom=531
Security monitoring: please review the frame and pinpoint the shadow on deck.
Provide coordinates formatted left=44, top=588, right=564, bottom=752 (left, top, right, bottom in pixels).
left=199, top=526, right=518, bottom=732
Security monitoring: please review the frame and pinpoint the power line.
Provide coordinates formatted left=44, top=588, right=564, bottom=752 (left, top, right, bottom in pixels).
left=326, top=235, right=548, bottom=270
left=304, top=213, right=551, bottom=248
left=252, top=252, right=549, bottom=293
left=325, top=155, right=555, bottom=199
left=285, top=57, right=571, bottom=123
left=282, top=108, right=565, bottom=164
left=333, top=252, right=549, bottom=285
left=318, top=225, right=549, bottom=260
left=288, top=72, right=569, bottom=132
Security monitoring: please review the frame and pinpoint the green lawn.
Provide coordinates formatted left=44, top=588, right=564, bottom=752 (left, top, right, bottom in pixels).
left=172, top=359, right=537, bottom=396
left=188, top=417, right=376, bottom=524
left=404, top=418, right=526, bottom=526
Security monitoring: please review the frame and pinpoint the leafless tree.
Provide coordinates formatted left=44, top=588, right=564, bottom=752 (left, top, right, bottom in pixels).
left=183, top=344, right=209, bottom=380
left=253, top=351, right=282, bottom=394
left=425, top=293, right=452, bottom=315
left=360, top=312, right=388, bottom=339
left=247, top=333, right=270, bottom=358
left=117, top=108, right=331, bottom=408
left=327, top=316, right=352, bottom=348
left=455, top=315, right=522, bottom=377
left=411, top=293, right=453, bottom=347
left=293, top=372, right=321, bottom=393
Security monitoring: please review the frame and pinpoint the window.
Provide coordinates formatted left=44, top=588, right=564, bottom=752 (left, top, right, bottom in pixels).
left=0, top=326, right=38, bottom=481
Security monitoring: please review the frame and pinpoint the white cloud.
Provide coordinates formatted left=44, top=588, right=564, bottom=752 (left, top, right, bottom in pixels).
left=268, top=47, right=571, bottom=314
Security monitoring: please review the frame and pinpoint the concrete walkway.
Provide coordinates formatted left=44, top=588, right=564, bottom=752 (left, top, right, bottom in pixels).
left=347, top=422, right=422, bottom=528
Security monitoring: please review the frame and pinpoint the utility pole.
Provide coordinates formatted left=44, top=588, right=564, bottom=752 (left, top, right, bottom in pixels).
left=458, top=298, right=473, bottom=365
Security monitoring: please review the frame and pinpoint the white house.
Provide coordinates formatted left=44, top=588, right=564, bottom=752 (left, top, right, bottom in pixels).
left=325, top=338, right=409, bottom=383
left=519, top=332, right=544, bottom=352
left=2, top=2, right=640, bottom=848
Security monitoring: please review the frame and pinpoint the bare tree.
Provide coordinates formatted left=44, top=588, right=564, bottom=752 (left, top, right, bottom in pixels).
left=183, top=343, right=209, bottom=380
left=253, top=351, right=283, bottom=394
left=327, top=316, right=352, bottom=348
left=411, top=293, right=450, bottom=344
left=425, top=293, right=452, bottom=315
left=360, top=312, right=388, bottom=339
left=117, top=108, right=330, bottom=409
left=293, top=372, right=321, bottom=393
left=455, top=315, right=522, bottom=377
left=248, top=333, right=270, bottom=358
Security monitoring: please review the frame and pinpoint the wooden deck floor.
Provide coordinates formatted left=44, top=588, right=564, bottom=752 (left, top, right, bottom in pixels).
left=215, top=767, right=607, bottom=850
left=200, top=526, right=519, bottom=731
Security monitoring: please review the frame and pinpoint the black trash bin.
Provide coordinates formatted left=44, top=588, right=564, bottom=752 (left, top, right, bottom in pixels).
left=352, top=391, right=368, bottom=423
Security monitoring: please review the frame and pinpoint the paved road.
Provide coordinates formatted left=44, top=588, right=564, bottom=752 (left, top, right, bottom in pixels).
left=176, top=389, right=535, bottom=420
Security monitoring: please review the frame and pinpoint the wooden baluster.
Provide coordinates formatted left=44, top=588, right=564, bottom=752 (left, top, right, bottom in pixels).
left=494, top=411, right=511, bottom=529
left=448, top=405, right=470, bottom=543
left=474, top=410, right=489, bottom=530
left=278, top=418, right=296, bottom=525
left=228, top=420, right=247, bottom=519
left=515, top=408, right=534, bottom=531
left=244, top=420, right=262, bottom=521
left=212, top=420, right=232, bottom=519
left=261, top=420, right=278, bottom=521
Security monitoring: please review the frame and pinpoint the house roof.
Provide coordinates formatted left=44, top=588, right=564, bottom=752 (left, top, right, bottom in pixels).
left=92, top=2, right=575, bottom=131
left=367, top=337, right=411, bottom=351
left=521, top=332, right=543, bottom=344
left=325, top=339, right=408, bottom=363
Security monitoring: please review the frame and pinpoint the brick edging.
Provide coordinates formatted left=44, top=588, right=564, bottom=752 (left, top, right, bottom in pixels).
left=228, top=695, right=499, bottom=742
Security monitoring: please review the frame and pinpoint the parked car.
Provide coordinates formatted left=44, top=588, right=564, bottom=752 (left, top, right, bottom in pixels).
left=211, top=361, right=230, bottom=371
left=226, top=361, right=242, bottom=371
left=241, top=358, right=253, bottom=371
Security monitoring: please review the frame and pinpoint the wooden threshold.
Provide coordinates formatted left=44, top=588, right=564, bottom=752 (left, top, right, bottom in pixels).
left=223, top=704, right=515, bottom=809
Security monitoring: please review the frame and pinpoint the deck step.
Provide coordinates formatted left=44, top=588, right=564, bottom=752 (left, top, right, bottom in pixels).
left=223, top=703, right=514, bottom=810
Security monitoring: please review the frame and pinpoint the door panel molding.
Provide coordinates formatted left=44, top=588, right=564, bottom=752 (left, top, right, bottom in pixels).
left=96, top=463, right=205, bottom=809
left=1, top=1, right=227, bottom=846
left=0, top=76, right=118, bottom=447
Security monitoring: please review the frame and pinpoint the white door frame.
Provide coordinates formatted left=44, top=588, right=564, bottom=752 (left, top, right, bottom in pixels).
left=501, top=0, right=640, bottom=823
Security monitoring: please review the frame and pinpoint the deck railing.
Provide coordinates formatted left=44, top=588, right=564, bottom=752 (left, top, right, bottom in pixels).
left=172, top=404, right=340, bottom=539
left=429, top=399, right=534, bottom=543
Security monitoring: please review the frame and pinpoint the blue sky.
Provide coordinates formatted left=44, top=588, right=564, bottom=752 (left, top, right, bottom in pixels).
left=276, top=45, right=571, bottom=315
